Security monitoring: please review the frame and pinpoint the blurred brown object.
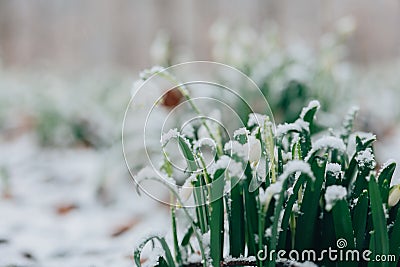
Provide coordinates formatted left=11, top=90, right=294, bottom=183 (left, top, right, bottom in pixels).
left=111, top=218, right=140, bottom=237
left=56, top=203, right=79, bottom=215
left=162, top=88, right=183, bottom=109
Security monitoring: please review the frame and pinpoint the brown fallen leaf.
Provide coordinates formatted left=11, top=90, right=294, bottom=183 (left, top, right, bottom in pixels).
left=56, top=203, right=79, bottom=215
left=111, top=218, right=141, bottom=237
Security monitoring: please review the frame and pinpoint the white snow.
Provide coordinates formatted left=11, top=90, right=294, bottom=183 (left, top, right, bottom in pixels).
left=261, top=181, right=283, bottom=208
left=326, top=163, right=342, bottom=173
left=325, top=185, right=347, bottom=211
left=233, top=127, right=250, bottom=138
left=209, top=155, right=231, bottom=176
left=160, top=128, right=180, bottom=146
left=377, top=159, right=396, bottom=178
left=209, top=155, right=244, bottom=179
left=326, top=163, right=342, bottom=179
left=276, top=119, right=309, bottom=137
left=355, top=148, right=376, bottom=170
left=227, top=160, right=245, bottom=178
left=306, top=136, right=346, bottom=161
left=202, top=231, right=211, bottom=247
left=247, top=136, right=262, bottom=163
left=139, top=66, right=165, bottom=80
left=181, top=123, right=195, bottom=139
left=193, top=138, right=216, bottom=151
left=224, top=140, right=247, bottom=159
left=248, top=113, right=269, bottom=127
left=279, top=160, right=315, bottom=182
left=300, top=100, right=320, bottom=119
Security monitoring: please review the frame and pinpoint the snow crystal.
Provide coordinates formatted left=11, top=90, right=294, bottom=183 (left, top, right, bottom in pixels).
left=209, top=155, right=244, bottom=178
left=292, top=203, right=300, bottom=213
left=326, top=163, right=342, bottom=179
left=300, top=100, right=320, bottom=119
left=254, top=234, right=259, bottom=244
left=326, top=163, right=341, bottom=173
left=383, top=204, right=389, bottom=219
left=187, top=253, right=202, bottom=264
left=224, top=136, right=262, bottom=164
left=233, top=127, right=250, bottom=138
left=209, top=155, right=230, bottom=176
left=160, top=128, right=180, bottom=146
left=276, top=119, right=309, bottom=137
left=224, top=140, right=247, bottom=158
left=306, top=136, right=346, bottom=161
left=266, top=181, right=283, bottom=196
left=181, top=123, right=195, bottom=139
left=248, top=113, right=269, bottom=127
left=279, top=160, right=315, bottom=182
left=265, top=227, right=272, bottom=237
left=259, top=188, right=267, bottom=203
left=355, top=148, right=376, bottom=170
left=325, top=185, right=347, bottom=211
left=202, top=231, right=210, bottom=247
left=227, top=160, right=245, bottom=178
left=287, top=187, right=294, bottom=196
left=193, top=138, right=216, bottom=151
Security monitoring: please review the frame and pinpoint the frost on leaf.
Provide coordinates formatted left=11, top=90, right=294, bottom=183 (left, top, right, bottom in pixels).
left=248, top=113, right=269, bottom=128
left=325, top=185, right=347, bottom=211
left=355, top=148, right=376, bottom=171
left=209, top=155, right=244, bottom=179
left=300, top=100, right=320, bottom=119
left=326, top=163, right=342, bottom=179
left=161, top=128, right=180, bottom=146
left=276, top=119, right=309, bottom=138
left=306, top=136, right=346, bottom=161
left=279, top=160, right=315, bottom=182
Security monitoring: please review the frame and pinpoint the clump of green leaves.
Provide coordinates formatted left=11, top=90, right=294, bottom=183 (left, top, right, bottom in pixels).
left=134, top=101, right=400, bottom=267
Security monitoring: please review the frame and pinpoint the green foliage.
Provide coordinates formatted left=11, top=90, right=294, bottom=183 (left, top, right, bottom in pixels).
left=134, top=100, right=400, bottom=267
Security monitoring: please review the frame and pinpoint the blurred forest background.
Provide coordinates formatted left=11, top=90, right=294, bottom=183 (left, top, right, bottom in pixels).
left=0, top=0, right=399, bottom=71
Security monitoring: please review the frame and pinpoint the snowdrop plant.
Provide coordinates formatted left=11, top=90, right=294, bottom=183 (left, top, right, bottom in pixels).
left=134, top=100, right=400, bottom=267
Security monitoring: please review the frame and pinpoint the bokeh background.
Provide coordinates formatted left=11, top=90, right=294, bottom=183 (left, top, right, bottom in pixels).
left=1, top=0, right=400, bottom=69
left=1, top=1, right=400, bottom=267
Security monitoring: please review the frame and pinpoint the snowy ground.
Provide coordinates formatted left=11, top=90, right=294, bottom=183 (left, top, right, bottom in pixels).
left=0, top=133, right=169, bottom=267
